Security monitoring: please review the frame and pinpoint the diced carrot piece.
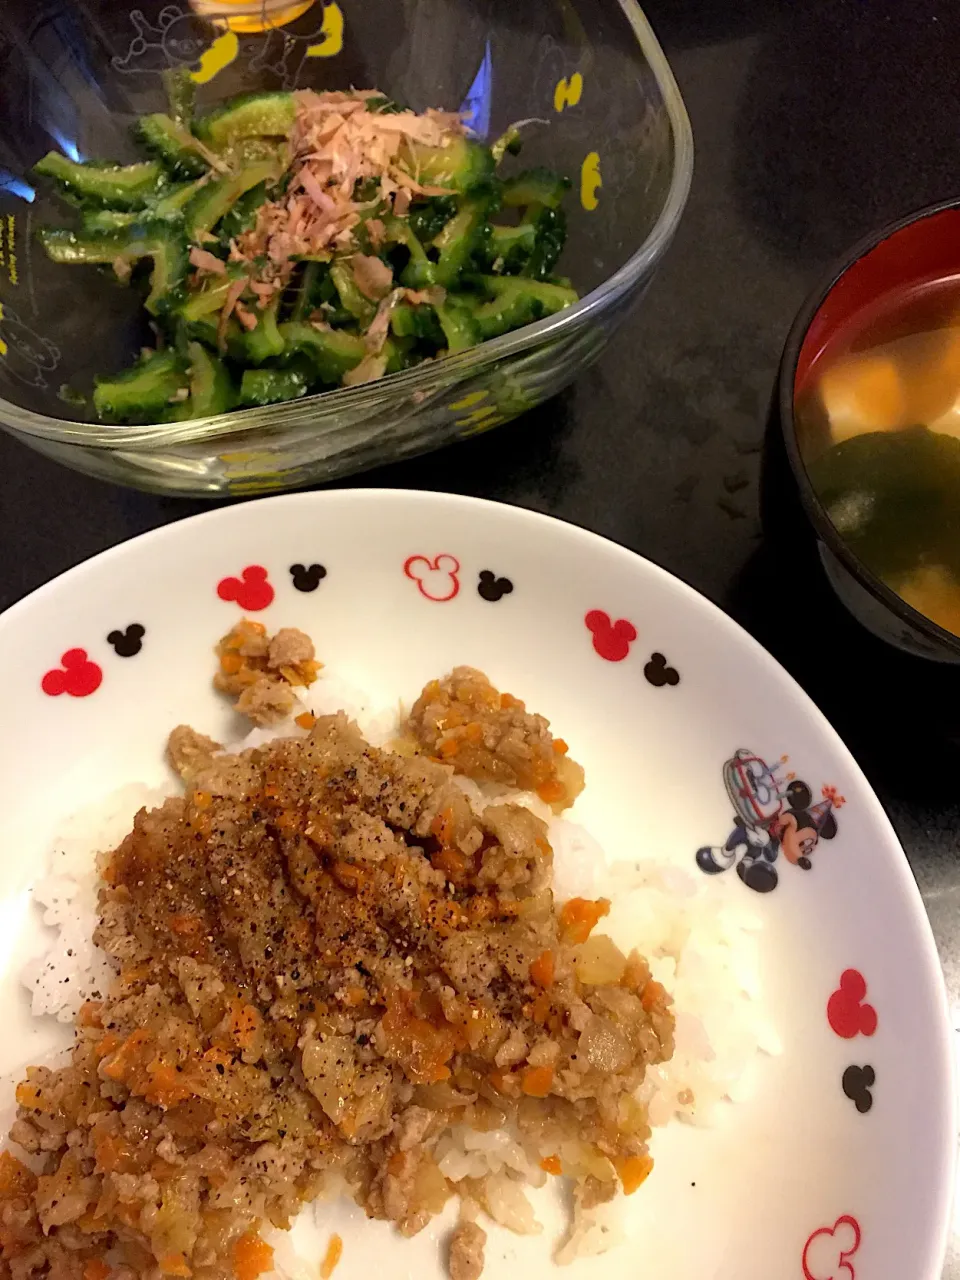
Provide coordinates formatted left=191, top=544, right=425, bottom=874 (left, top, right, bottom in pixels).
left=101, top=1029, right=149, bottom=1082
left=15, top=1081, right=49, bottom=1112
left=332, top=860, right=365, bottom=891
left=299, top=659, right=321, bottom=685
left=540, top=1155, right=562, bottom=1176
left=499, top=692, right=524, bottom=710
left=559, top=897, right=611, bottom=945
left=464, top=722, right=483, bottom=743
left=93, top=1033, right=122, bottom=1061
left=0, top=1151, right=37, bottom=1196
left=78, top=1001, right=103, bottom=1029
left=219, top=651, right=244, bottom=675
left=168, top=914, right=204, bottom=935
left=341, top=987, right=367, bottom=1008
left=233, top=1232, right=274, bottom=1280
left=193, top=791, right=212, bottom=810
left=274, top=808, right=301, bottom=834
left=295, top=711, right=316, bottom=730
left=537, top=778, right=567, bottom=805
left=159, top=1254, right=192, bottom=1278
left=640, top=980, right=667, bottom=1013
left=83, top=1260, right=111, bottom=1280
left=466, top=894, right=494, bottom=924
left=320, top=1234, right=342, bottom=1280
left=419, top=892, right=468, bottom=938
left=380, top=994, right=457, bottom=1085
left=119, top=963, right=151, bottom=986
left=387, top=1150, right=406, bottom=1176
left=145, top=1061, right=194, bottom=1108
left=227, top=1001, right=263, bottom=1050
left=434, top=848, right=467, bottom=880
left=529, top=949, right=555, bottom=988
left=615, top=1154, right=654, bottom=1195
left=439, top=737, right=460, bottom=758
left=552, top=738, right=569, bottom=755
left=114, top=1202, right=141, bottom=1229
left=521, top=1065, right=554, bottom=1098
left=94, top=1133, right=134, bottom=1174
left=430, top=806, right=455, bottom=848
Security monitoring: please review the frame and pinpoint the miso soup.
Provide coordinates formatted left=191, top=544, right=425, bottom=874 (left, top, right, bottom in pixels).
left=796, top=276, right=960, bottom=637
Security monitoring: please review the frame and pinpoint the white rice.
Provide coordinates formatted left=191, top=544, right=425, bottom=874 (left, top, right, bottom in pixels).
left=22, top=782, right=173, bottom=1024
left=16, top=674, right=780, bottom=1266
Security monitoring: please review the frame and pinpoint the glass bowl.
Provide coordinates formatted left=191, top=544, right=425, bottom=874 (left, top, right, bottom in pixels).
left=0, top=0, right=691, bottom=496
left=769, top=196, right=960, bottom=663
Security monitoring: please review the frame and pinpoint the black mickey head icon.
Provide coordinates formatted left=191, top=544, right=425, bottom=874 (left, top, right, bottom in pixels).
left=290, top=563, right=327, bottom=592
left=107, top=624, right=145, bottom=657
left=842, top=1064, right=875, bottom=1114
left=644, top=652, right=680, bottom=687
left=478, top=570, right=513, bottom=602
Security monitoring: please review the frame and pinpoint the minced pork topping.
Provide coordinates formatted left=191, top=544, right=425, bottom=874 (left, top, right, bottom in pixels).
left=0, top=623, right=673, bottom=1280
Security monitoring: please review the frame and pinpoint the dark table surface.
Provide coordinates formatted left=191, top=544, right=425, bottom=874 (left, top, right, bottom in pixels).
left=2, top=0, right=960, bottom=1266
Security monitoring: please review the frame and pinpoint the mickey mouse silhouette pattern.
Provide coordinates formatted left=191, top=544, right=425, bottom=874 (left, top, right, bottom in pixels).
left=107, top=624, right=145, bottom=657
left=696, top=749, right=845, bottom=893
left=477, top=571, right=513, bottom=602
left=585, top=610, right=636, bottom=661
left=404, top=554, right=460, bottom=602
left=217, top=565, right=274, bottom=611
left=801, top=1215, right=861, bottom=1280
left=290, top=563, right=327, bottom=592
left=41, top=649, right=102, bottom=698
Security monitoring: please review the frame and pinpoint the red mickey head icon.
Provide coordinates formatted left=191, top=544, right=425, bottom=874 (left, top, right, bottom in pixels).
left=41, top=648, right=103, bottom=698
left=404, top=553, right=461, bottom=602
left=827, top=970, right=877, bottom=1039
left=802, top=1215, right=861, bottom=1280
left=217, top=565, right=274, bottom=611
left=585, top=609, right=637, bottom=662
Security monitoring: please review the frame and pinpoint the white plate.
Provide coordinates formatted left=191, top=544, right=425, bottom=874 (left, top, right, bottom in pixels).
left=0, top=490, right=952, bottom=1280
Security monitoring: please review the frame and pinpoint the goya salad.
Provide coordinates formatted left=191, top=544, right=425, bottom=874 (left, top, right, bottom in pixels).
left=33, top=80, right=578, bottom=424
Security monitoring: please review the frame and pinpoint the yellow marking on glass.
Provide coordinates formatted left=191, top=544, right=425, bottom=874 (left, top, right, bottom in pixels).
left=0, top=301, right=6, bottom=358
left=228, top=474, right=290, bottom=494
left=553, top=72, right=583, bottom=113
left=189, top=30, right=240, bottom=83
left=457, top=405, right=500, bottom=427
left=306, top=3, right=344, bottom=57
left=192, top=0, right=315, bottom=33
left=580, top=151, right=601, bottom=211
left=448, top=389, right=488, bottom=411
left=6, top=216, right=17, bottom=285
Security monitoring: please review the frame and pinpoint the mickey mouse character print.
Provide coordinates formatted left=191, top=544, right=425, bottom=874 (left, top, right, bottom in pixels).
left=695, top=750, right=845, bottom=893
